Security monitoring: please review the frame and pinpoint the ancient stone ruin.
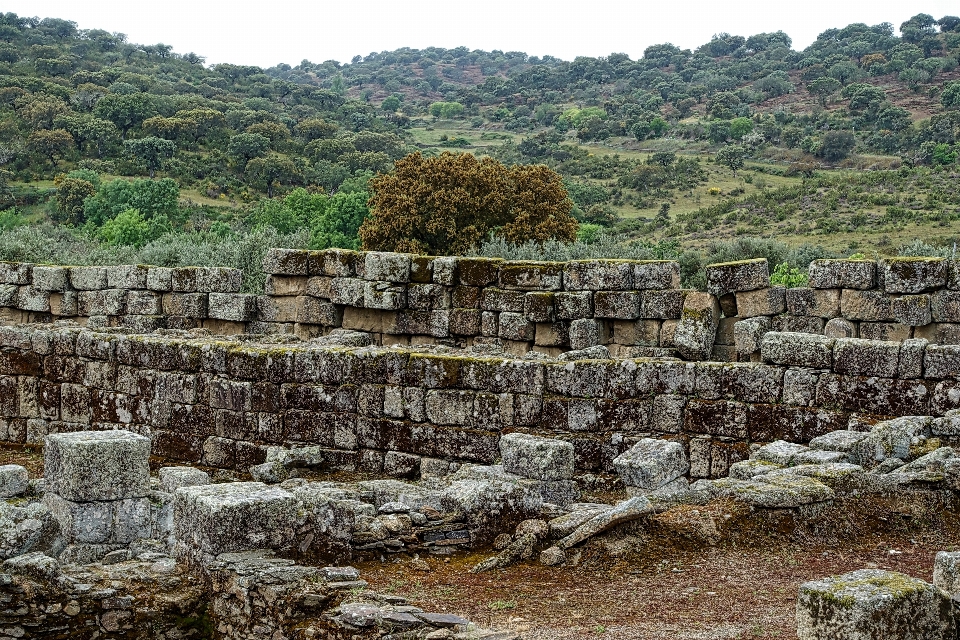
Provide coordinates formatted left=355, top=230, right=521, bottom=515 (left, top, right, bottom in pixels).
left=4, top=249, right=960, bottom=637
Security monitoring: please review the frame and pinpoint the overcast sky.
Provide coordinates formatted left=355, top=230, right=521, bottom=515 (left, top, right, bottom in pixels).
left=6, top=1, right=959, bottom=68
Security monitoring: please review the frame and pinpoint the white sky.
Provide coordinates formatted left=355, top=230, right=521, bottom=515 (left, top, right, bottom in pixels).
left=5, top=1, right=960, bottom=68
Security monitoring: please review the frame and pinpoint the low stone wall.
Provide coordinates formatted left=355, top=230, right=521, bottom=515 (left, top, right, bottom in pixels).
left=3, top=323, right=960, bottom=476
left=5, top=253, right=960, bottom=360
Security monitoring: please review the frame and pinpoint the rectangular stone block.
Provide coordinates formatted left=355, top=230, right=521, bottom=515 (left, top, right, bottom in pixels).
left=594, top=290, right=641, bottom=319
left=50, top=291, right=77, bottom=316
left=173, top=482, right=300, bottom=556
left=808, top=259, right=876, bottom=290
left=498, top=261, right=563, bottom=291
left=563, top=260, right=634, bottom=291
left=438, top=307, right=476, bottom=336
left=125, top=290, right=162, bottom=315
left=882, top=257, right=947, bottom=293
left=297, top=296, right=343, bottom=326
left=398, top=310, right=449, bottom=337
left=858, top=322, right=910, bottom=342
left=785, top=288, right=841, bottom=318
left=363, top=252, right=411, bottom=283
left=915, top=323, right=960, bottom=345
left=760, top=332, right=834, bottom=369
left=162, top=293, right=207, bottom=318
left=171, top=267, right=200, bottom=292
left=314, top=248, right=357, bottom=277
left=208, top=293, right=257, bottom=322
left=481, top=287, right=525, bottom=313
left=612, top=319, right=661, bottom=346
left=264, top=275, right=308, bottom=296
left=106, top=265, right=148, bottom=289
left=569, top=318, right=605, bottom=350
left=499, top=311, right=534, bottom=341
left=45, top=430, right=151, bottom=502
left=500, top=432, right=574, bottom=480
left=931, top=290, right=960, bottom=323
left=555, top=291, right=593, bottom=319
left=735, top=287, right=785, bottom=318
left=734, top=316, right=770, bottom=356
left=17, top=286, right=50, bottom=312
left=639, top=289, right=685, bottom=319
left=328, top=277, right=365, bottom=306
left=70, top=266, right=108, bottom=291
left=523, top=291, right=555, bottom=322
left=44, top=493, right=151, bottom=544
left=145, top=267, right=172, bottom=291
left=263, top=248, right=309, bottom=275
left=535, top=321, right=569, bottom=347
left=32, top=266, right=69, bottom=292
left=0, top=261, right=31, bottom=285
left=833, top=338, right=900, bottom=377
left=924, top=344, right=960, bottom=379
left=634, top=261, right=680, bottom=290
left=891, top=294, right=931, bottom=326
left=408, top=283, right=450, bottom=311
left=840, top=289, right=892, bottom=322
left=797, top=569, right=951, bottom=640
left=196, top=267, right=243, bottom=293
left=364, top=281, right=406, bottom=310
left=705, top=259, right=769, bottom=297
left=456, top=257, right=502, bottom=287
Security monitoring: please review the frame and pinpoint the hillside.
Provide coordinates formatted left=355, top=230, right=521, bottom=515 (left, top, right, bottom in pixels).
left=0, top=10, right=959, bottom=268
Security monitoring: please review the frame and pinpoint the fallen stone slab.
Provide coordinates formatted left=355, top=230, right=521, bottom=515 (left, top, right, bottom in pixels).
left=728, top=459, right=783, bottom=480
left=762, top=463, right=865, bottom=492
left=848, top=416, right=932, bottom=468
left=557, top=496, right=652, bottom=549
left=796, top=569, right=954, bottom=640
left=697, top=474, right=834, bottom=509
left=158, top=467, right=210, bottom=493
left=548, top=503, right=613, bottom=539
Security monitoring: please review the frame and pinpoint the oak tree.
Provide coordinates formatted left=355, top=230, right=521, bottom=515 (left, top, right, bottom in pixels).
left=359, top=152, right=577, bottom=255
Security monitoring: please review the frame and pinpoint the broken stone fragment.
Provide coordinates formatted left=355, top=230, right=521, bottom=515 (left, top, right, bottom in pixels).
left=557, top=496, right=652, bottom=549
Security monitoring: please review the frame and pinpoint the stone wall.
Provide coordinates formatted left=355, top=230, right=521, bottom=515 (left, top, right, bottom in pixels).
left=4, top=253, right=960, bottom=360
left=3, top=323, right=960, bottom=478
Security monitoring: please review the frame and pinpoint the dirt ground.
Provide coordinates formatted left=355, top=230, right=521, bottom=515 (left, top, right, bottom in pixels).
left=358, top=534, right=949, bottom=639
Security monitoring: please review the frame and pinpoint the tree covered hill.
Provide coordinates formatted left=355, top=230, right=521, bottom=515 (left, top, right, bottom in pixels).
left=1, top=11, right=960, bottom=261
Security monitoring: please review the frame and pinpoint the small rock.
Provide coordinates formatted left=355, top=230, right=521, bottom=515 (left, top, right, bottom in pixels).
left=492, top=533, right=513, bottom=550
left=379, top=502, right=411, bottom=514
left=539, top=546, right=566, bottom=566
left=410, top=558, right=432, bottom=572
left=515, top=519, right=549, bottom=540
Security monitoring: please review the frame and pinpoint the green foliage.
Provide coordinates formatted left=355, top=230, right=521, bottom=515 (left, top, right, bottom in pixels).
left=428, top=101, right=464, bottom=118
left=99, top=208, right=154, bottom=247
left=715, top=145, right=746, bottom=174
left=944, top=82, right=960, bottom=109
left=770, top=261, right=809, bottom=287
left=250, top=187, right=369, bottom=249
left=84, top=178, right=181, bottom=226
left=124, top=136, right=176, bottom=177
left=0, top=208, right=26, bottom=231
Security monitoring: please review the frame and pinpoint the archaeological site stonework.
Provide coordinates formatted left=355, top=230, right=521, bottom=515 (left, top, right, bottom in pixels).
left=6, top=250, right=960, bottom=638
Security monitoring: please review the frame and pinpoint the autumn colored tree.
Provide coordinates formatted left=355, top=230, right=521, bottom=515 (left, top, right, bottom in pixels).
left=359, top=152, right=577, bottom=255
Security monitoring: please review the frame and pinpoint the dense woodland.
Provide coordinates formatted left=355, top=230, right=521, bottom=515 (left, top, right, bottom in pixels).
left=1, top=11, right=960, bottom=288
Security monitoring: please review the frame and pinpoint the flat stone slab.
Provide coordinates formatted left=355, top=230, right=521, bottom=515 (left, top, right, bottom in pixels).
left=797, top=569, right=953, bottom=640
left=808, top=430, right=869, bottom=453
left=752, top=440, right=810, bottom=466
left=699, top=474, right=834, bottom=509
left=158, top=467, right=211, bottom=493
left=45, top=430, right=151, bottom=502
left=173, top=482, right=300, bottom=557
